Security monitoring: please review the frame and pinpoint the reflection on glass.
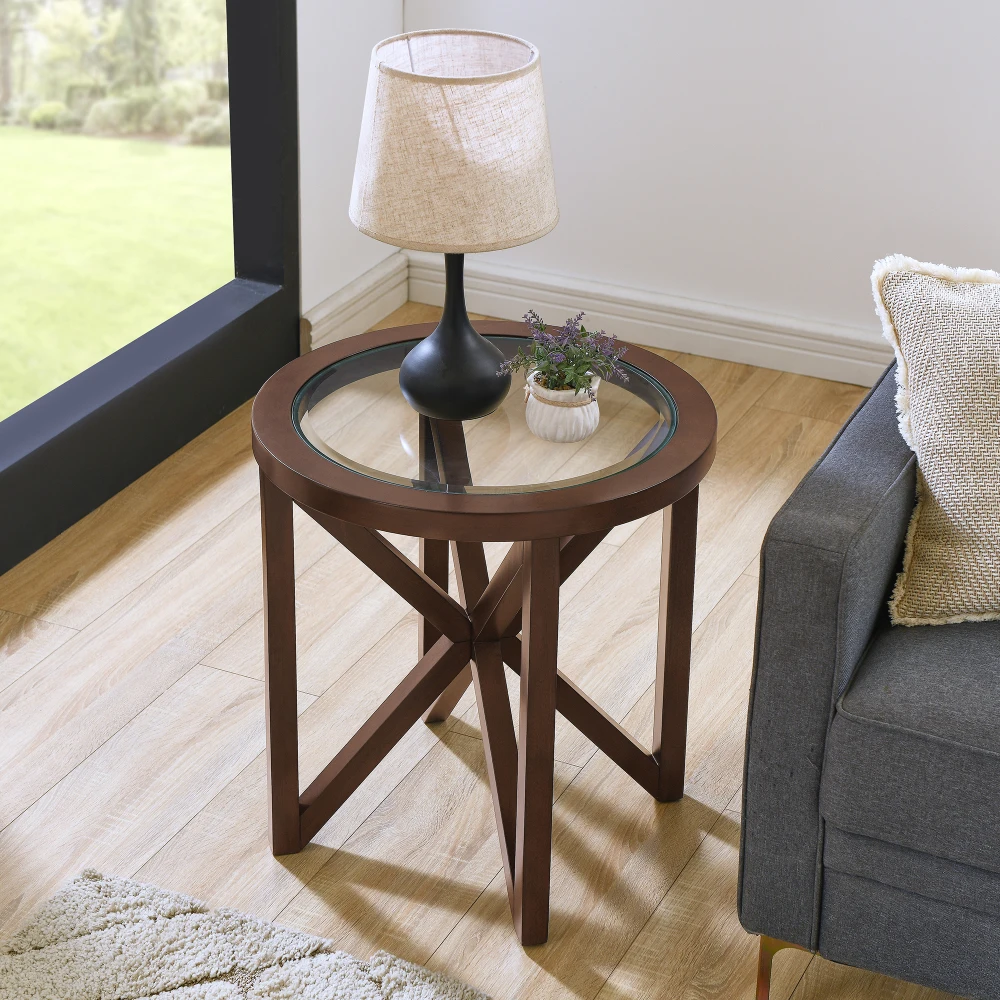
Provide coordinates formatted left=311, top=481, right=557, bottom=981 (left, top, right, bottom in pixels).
left=0, top=0, right=233, bottom=419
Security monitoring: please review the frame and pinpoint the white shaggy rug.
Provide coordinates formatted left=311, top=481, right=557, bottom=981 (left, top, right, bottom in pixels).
left=0, top=871, right=489, bottom=999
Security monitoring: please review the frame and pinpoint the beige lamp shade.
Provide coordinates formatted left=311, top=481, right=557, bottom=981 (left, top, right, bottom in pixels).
left=349, top=29, right=559, bottom=254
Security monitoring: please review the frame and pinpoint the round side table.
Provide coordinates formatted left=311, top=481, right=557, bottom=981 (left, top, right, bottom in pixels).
left=251, top=320, right=717, bottom=945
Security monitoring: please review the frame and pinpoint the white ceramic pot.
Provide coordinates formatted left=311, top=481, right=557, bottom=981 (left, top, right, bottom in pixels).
left=524, top=372, right=601, bottom=443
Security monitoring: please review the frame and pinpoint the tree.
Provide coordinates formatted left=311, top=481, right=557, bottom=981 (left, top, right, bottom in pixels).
left=33, top=0, right=98, bottom=98
left=1, top=0, right=226, bottom=121
left=0, top=0, right=34, bottom=112
left=114, top=0, right=157, bottom=88
left=0, top=0, right=12, bottom=113
left=158, top=0, right=225, bottom=80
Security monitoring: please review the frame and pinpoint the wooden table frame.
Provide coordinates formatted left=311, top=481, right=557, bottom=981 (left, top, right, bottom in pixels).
left=253, top=323, right=716, bottom=946
left=261, top=418, right=699, bottom=945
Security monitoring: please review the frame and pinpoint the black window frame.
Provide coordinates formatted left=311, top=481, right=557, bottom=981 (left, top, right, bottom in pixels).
left=0, top=0, right=299, bottom=575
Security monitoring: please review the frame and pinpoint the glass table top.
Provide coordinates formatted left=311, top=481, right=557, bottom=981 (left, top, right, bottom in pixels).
left=293, top=337, right=676, bottom=495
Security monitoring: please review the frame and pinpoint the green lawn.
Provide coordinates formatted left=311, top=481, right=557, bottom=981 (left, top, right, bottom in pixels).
left=0, top=127, right=234, bottom=420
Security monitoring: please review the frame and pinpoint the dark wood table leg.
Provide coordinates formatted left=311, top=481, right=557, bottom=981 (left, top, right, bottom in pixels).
left=470, top=640, right=518, bottom=906
left=652, top=486, right=699, bottom=802
left=423, top=418, right=478, bottom=723
left=513, top=535, right=561, bottom=945
left=419, top=536, right=459, bottom=724
left=423, top=660, right=471, bottom=723
left=260, top=472, right=301, bottom=855
left=419, top=537, right=449, bottom=658
left=417, top=416, right=453, bottom=720
left=417, top=414, right=451, bottom=672
left=424, top=534, right=490, bottom=721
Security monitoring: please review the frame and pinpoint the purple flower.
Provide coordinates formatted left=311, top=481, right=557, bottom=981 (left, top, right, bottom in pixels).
left=560, top=312, right=584, bottom=340
left=504, top=309, right=628, bottom=388
left=533, top=329, right=559, bottom=348
left=523, top=310, right=547, bottom=338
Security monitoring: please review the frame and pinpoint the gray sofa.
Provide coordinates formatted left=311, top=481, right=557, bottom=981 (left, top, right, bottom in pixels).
left=739, top=363, right=1000, bottom=1000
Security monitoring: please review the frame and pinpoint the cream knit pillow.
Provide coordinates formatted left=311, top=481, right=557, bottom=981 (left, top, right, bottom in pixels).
left=872, top=255, right=1000, bottom=626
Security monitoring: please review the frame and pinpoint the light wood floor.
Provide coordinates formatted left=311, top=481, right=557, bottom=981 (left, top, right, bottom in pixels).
left=0, top=303, right=951, bottom=1000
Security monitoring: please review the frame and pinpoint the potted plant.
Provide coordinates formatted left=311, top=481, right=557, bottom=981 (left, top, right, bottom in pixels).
left=499, top=311, right=628, bottom=443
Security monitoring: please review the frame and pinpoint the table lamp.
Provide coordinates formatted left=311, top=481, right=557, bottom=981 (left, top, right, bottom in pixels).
left=350, top=29, right=559, bottom=421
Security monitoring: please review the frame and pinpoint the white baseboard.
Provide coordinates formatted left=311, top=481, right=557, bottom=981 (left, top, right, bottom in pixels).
left=406, top=250, right=892, bottom=386
left=304, top=251, right=408, bottom=350
left=302, top=248, right=893, bottom=385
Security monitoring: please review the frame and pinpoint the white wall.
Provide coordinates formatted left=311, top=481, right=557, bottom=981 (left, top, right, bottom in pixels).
left=297, top=1, right=401, bottom=314
left=403, top=0, right=1000, bottom=349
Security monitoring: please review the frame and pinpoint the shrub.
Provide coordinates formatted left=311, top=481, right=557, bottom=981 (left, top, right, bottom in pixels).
left=15, top=97, right=46, bottom=125
left=144, top=80, right=207, bottom=135
left=195, top=97, right=224, bottom=118
left=29, top=101, right=68, bottom=129
left=8, top=97, right=37, bottom=125
left=120, top=86, right=158, bottom=131
left=185, top=104, right=229, bottom=145
left=55, top=106, right=84, bottom=130
left=83, top=86, right=157, bottom=135
left=65, top=82, right=106, bottom=114
left=83, top=96, right=128, bottom=134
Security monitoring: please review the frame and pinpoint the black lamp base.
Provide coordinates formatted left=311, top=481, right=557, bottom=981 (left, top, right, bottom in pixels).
left=399, top=253, right=511, bottom=421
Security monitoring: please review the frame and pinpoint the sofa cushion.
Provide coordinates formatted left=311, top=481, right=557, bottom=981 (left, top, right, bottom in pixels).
left=820, top=618, right=1000, bottom=874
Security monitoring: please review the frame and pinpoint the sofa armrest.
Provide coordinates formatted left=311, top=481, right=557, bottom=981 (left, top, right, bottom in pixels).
left=737, top=363, right=916, bottom=949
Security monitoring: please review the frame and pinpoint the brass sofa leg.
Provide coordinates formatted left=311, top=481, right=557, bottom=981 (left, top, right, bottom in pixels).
left=756, top=936, right=809, bottom=1000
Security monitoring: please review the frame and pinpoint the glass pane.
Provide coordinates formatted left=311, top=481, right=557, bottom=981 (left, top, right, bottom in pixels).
left=294, top=337, right=677, bottom=495
left=0, top=0, right=232, bottom=420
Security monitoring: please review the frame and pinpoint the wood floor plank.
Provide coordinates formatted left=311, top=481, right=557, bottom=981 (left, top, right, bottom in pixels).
left=0, top=665, right=306, bottom=937
left=369, top=303, right=493, bottom=330
left=605, top=355, right=782, bottom=548
left=138, top=614, right=477, bottom=919
left=0, top=403, right=257, bottom=629
left=426, top=572, right=759, bottom=999
left=672, top=354, right=783, bottom=439
left=0, top=498, right=333, bottom=831
left=758, top=371, right=868, bottom=425
left=369, top=302, right=441, bottom=329
left=202, top=532, right=419, bottom=695
left=275, top=730, right=579, bottom=966
left=593, top=811, right=811, bottom=1000
left=693, top=405, right=843, bottom=628
left=0, top=611, right=76, bottom=693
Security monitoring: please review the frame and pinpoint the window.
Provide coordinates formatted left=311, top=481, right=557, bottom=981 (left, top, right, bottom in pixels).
left=0, top=0, right=299, bottom=573
left=1, top=0, right=234, bottom=419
